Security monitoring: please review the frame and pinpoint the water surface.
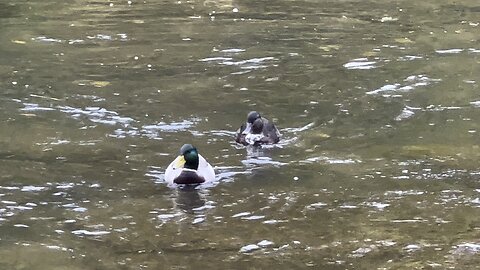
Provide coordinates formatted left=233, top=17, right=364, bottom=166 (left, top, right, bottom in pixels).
left=0, top=0, right=479, bottom=269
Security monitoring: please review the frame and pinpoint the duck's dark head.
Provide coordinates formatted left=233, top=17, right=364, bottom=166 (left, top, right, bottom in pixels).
left=178, top=144, right=199, bottom=170
left=251, top=118, right=264, bottom=134
left=243, top=111, right=262, bottom=135
left=247, top=111, right=261, bottom=124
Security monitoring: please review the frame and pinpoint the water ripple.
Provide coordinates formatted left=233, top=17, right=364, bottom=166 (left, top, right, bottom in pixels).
left=451, top=243, right=480, bottom=255
left=33, top=33, right=130, bottom=45
left=300, top=155, right=360, bottom=165
left=59, top=106, right=135, bottom=126
left=19, top=100, right=209, bottom=140
left=142, top=119, right=201, bottom=132
left=71, top=229, right=110, bottom=236
left=20, top=103, right=56, bottom=112
left=435, top=48, right=463, bottom=54
left=366, top=74, right=441, bottom=96
left=395, top=106, right=418, bottom=121
left=241, top=156, right=287, bottom=167
left=199, top=55, right=277, bottom=71
left=343, top=58, right=377, bottom=70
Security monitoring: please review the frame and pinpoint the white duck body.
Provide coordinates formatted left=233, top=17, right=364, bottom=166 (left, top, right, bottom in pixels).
left=165, top=154, right=215, bottom=185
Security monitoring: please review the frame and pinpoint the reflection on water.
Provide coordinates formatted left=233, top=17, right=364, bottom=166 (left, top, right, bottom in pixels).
left=0, top=0, right=479, bottom=269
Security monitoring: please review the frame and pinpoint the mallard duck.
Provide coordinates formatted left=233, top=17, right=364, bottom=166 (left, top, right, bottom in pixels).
left=235, top=111, right=281, bottom=146
left=165, top=144, right=215, bottom=185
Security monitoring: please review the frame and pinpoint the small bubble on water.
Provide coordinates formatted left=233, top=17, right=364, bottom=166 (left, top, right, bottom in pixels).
left=232, top=7, right=239, bottom=13
left=293, top=176, right=299, bottom=181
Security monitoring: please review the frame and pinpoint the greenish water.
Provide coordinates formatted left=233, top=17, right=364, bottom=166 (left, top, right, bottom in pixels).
left=0, top=0, right=479, bottom=269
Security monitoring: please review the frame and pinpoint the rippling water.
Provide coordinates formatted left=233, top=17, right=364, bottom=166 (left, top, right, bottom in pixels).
left=0, top=0, right=479, bottom=269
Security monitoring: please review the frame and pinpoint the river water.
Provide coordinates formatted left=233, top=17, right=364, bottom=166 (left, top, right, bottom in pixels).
left=0, top=0, right=479, bottom=269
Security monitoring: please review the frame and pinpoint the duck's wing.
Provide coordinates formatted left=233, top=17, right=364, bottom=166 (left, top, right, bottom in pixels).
left=262, top=121, right=280, bottom=143
left=235, top=123, right=248, bottom=144
left=164, top=156, right=183, bottom=184
left=198, top=154, right=216, bottom=182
